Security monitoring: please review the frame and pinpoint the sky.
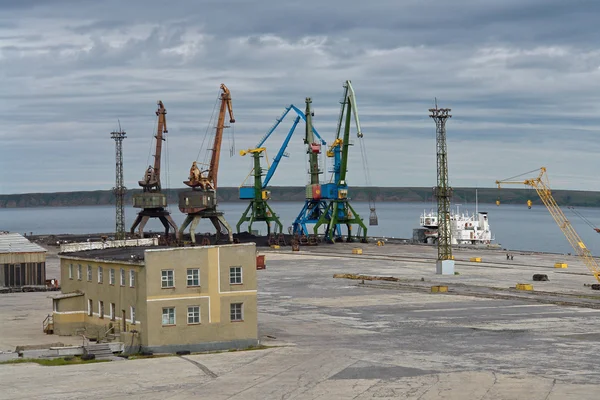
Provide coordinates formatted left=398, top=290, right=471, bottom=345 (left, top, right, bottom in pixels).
left=2, top=0, right=600, bottom=194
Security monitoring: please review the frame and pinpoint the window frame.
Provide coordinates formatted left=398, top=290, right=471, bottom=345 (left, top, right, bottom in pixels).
left=98, top=266, right=103, bottom=284
left=120, top=268, right=126, bottom=286
left=130, top=306, right=136, bottom=324
left=99, top=301, right=104, bottom=319
left=109, top=268, right=115, bottom=285
left=161, top=270, right=174, bottom=288
left=230, top=302, right=243, bottom=322
left=77, top=264, right=82, bottom=280
left=69, top=264, right=73, bottom=280
left=187, top=306, right=200, bottom=324
left=162, top=307, right=176, bottom=326
left=129, top=270, right=135, bottom=287
left=88, top=299, right=93, bottom=316
left=229, top=266, right=242, bottom=285
left=187, top=268, right=200, bottom=287
left=110, top=302, right=116, bottom=321
left=87, top=265, right=92, bottom=282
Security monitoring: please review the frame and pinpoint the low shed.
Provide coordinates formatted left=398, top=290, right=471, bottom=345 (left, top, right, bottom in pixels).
left=0, top=232, right=47, bottom=288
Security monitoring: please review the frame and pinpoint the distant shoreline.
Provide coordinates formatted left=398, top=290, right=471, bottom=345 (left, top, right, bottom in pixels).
left=1, top=186, right=600, bottom=209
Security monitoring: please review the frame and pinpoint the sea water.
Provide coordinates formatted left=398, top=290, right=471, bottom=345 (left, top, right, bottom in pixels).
left=2, top=201, right=600, bottom=255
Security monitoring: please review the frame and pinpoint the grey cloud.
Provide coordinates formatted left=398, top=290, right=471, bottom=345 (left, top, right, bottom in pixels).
left=3, top=1, right=600, bottom=193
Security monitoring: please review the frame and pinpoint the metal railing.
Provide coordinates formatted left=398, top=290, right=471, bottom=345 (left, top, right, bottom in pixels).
left=42, top=314, right=53, bottom=333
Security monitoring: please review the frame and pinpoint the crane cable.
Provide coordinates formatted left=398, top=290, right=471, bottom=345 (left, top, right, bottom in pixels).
left=568, top=206, right=599, bottom=231
left=358, top=134, right=376, bottom=211
left=145, top=114, right=159, bottom=172
left=229, top=123, right=236, bottom=157
left=164, top=119, right=171, bottom=210
left=195, top=89, right=221, bottom=168
left=497, top=167, right=542, bottom=183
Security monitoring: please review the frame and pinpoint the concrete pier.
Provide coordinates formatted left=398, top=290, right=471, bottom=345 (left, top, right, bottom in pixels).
left=1, top=242, right=600, bottom=399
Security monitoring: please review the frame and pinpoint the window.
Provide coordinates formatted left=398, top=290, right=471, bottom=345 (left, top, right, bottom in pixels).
left=98, top=266, right=103, bottom=283
left=161, top=270, right=174, bottom=288
left=99, top=301, right=104, bottom=319
left=130, top=306, right=136, bottom=324
left=229, top=267, right=242, bottom=284
left=120, top=268, right=125, bottom=286
left=187, top=306, right=200, bottom=324
left=87, top=265, right=92, bottom=281
left=162, top=307, right=175, bottom=325
left=110, top=303, right=116, bottom=321
left=69, top=264, right=73, bottom=279
left=187, top=269, right=199, bottom=286
left=230, top=303, right=243, bottom=321
left=88, top=299, right=93, bottom=316
left=109, top=268, right=115, bottom=285
left=77, top=264, right=82, bottom=280
left=129, top=270, right=135, bottom=287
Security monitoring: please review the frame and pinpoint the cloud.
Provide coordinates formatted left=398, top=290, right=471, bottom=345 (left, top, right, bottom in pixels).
left=1, top=1, right=600, bottom=195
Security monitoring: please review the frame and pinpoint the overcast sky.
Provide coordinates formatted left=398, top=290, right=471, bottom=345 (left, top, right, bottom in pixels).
left=1, top=0, right=600, bottom=194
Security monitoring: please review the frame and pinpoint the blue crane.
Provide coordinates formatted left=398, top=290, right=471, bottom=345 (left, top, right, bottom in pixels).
left=291, top=98, right=342, bottom=238
left=237, top=103, right=325, bottom=235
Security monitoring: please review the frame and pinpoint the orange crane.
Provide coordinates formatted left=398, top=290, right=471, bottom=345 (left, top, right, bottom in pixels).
left=178, top=84, right=235, bottom=244
left=496, top=167, right=600, bottom=283
left=130, top=101, right=179, bottom=240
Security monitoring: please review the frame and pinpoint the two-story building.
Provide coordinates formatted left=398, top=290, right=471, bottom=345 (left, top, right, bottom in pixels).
left=51, top=243, right=258, bottom=353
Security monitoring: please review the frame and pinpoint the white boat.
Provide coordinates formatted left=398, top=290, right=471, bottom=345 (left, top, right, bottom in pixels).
left=413, top=191, right=494, bottom=245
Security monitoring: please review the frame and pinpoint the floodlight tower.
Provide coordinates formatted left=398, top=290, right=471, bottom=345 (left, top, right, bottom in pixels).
left=111, top=127, right=127, bottom=240
left=429, top=101, right=454, bottom=274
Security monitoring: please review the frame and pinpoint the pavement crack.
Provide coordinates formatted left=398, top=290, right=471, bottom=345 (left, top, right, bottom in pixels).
left=480, top=372, right=497, bottom=400
left=416, top=374, right=440, bottom=400
left=543, top=378, right=557, bottom=400
left=178, top=355, right=218, bottom=378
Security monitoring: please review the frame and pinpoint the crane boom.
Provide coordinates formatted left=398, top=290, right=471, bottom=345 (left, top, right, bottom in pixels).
left=130, top=100, right=179, bottom=240
left=138, top=100, right=167, bottom=192
left=496, top=167, right=600, bottom=282
left=263, top=116, right=300, bottom=188
left=255, top=105, right=325, bottom=149
left=209, top=83, right=235, bottom=189
left=178, top=84, right=236, bottom=244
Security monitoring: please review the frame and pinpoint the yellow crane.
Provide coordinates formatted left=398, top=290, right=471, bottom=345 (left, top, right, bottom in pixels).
left=495, top=167, right=600, bottom=283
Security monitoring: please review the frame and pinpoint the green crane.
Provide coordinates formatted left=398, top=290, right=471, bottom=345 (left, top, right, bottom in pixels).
left=236, top=147, right=283, bottom=235
left=314, top=80, right=371, bottom=243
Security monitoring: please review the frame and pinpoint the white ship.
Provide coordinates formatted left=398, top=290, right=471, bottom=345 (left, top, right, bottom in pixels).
left=413, top=202, right=494, bottom=245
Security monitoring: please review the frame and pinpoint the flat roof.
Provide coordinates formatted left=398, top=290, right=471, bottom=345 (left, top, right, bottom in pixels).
left=0, top=232, right=47, bottom=254
left=58, top=246, right=162, bottom=264
left=58, top=242, right=256, bottom=264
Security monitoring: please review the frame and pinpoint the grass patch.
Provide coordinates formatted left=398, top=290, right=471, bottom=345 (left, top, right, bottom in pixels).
left=0, top=356, right=110, bottom=366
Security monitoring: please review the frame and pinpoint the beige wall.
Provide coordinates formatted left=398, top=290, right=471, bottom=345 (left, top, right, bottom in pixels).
left=52, top=295, right=85, bottom=335
left=57, top=257, right=146, bottom=342
left=54, top=243, right=258, bottom=351
left=143, top=243, right=258, bottom=349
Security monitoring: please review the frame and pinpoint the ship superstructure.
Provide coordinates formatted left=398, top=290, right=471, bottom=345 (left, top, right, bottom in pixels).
left=414, top=205, right=494, bottom=245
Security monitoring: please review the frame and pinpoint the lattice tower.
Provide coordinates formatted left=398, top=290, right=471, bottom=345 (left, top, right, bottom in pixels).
left=429, top=104, right=453, bottom=260
left=111, top=129, right=127, bottom=240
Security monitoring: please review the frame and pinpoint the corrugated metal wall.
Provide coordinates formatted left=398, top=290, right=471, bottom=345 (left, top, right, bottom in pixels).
left=1, top=262, right=46, bottom=287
